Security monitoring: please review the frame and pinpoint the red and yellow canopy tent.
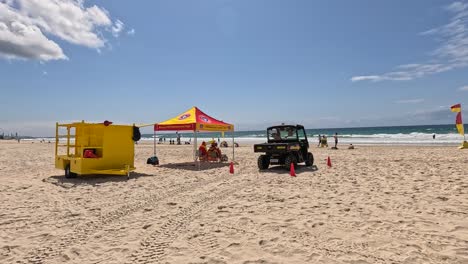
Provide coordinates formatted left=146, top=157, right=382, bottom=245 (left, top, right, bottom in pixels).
left=154, top=107, right=235, bottom=161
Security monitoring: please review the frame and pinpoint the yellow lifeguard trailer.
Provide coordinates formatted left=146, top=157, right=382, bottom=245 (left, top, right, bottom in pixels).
left=55, top=121, right=136, bottom=178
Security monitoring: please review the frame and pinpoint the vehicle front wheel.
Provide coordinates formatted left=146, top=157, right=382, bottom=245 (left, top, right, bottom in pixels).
left=284, top=154, right=297, bottom=170
left=305, top=152, right=314, bottom=166
left=257, top=155, right=270, bottom=170
left=64, top=164, right=77, bottom=178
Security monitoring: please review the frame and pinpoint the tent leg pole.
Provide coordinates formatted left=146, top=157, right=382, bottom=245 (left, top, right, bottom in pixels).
left=194, top=131, right=197, bottom=162
left=232, top=131, right=235, bottom=162
left=194, top=131, right=200, bottom=170
left=154, top=130, right=156, bottom=156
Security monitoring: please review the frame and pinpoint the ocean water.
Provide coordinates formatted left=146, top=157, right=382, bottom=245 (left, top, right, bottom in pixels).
left=142, top=124, right=466, bottom=145
left=28, top=124, right=466, bottom=145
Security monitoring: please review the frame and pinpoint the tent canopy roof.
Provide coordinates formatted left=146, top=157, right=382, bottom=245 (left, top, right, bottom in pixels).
left=154, top=107, right=234, bottom=132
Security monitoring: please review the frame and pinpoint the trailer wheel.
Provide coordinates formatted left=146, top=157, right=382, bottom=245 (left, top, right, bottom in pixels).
left=284, top=154, right=297, bottom=170
left=64, top=165, right=77, bottom=178
left=305, top=152, right=314, bottom=166
left=257, top=155, right=270, bottom=170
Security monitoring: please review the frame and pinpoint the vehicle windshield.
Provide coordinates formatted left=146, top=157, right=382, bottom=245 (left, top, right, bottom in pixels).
left=267, top=126, right=297, bottom=141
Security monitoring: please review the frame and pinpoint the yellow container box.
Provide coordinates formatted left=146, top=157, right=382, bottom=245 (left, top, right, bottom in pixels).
left=55, top=121, right=136, bottom=178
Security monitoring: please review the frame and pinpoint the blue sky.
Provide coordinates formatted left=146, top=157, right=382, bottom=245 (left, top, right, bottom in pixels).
left=1, top=0, right=467, bottom=136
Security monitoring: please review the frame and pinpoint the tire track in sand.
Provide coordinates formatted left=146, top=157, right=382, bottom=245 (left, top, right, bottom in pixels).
left=23, top=176, right=227, bottom=264
left=126, top=178, right=253, bottom=264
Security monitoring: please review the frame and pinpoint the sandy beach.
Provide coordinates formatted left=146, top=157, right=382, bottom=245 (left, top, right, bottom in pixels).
left=1, top=140, right=468, bottom=264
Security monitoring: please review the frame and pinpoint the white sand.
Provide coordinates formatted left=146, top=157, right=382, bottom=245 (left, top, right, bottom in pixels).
left=1, top=140, right=468, bottom=263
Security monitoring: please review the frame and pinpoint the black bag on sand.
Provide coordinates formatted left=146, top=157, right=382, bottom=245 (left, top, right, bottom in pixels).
left=221, top=154, right=228, bottom=162
left=147, top=156, right=159, bottom=165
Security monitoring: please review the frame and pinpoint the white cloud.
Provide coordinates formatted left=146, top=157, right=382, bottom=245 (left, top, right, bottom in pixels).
left=447, top=1, right=468, bottom=12
left=395, top=98, right=425, bottom=104
left=127, top=28, right=135, bottom=36
left=111, top=19, right=124, bottom=37
left=459, top=85, right=468, bottom=91
left=0, top=0, right=123, bottom=61
left=350, top=75, right=382, bottom=82
left=352, top=1, right=468, bottom=82
left=0, top=20, right=67, bottom=60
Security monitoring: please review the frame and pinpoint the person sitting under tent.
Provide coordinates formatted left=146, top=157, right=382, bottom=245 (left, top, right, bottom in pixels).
left=198, top=141, right=208, bottom=161
left=207, top=142, right=222, bottom=162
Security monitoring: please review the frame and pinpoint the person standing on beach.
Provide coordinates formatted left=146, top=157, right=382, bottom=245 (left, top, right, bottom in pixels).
left=334, top=133, right=338, bottom=148
left=433, top=134, right=436, bottom=139
left=322, top=135, right=328, bottom=147
left=176, top=132, right=181, bottom=145
left=317, top=134, right=321, bottom=147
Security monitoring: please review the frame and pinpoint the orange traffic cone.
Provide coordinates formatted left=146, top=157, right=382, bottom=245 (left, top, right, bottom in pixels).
left=290, top=163, right=296, bottom=177
left=327, top=156, right=332, bottom=167
left=229, top=162, right=234, bottom=174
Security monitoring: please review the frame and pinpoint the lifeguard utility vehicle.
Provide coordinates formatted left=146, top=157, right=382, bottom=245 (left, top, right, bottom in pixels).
left=254, top=124, right=314, bottom=170
left=55, top=121, right=138, bottom=178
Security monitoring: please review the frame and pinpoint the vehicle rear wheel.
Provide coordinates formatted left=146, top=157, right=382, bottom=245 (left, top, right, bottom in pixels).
left=64, top=164, right=77, bottom=178
left=284, top=154, right=297, bottom=170
left=257, top=155, right=270, bottom=170
left=305, top=152, right=314, bottom=166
